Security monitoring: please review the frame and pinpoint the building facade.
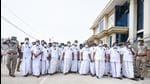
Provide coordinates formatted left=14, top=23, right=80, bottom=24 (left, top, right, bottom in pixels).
left=86, top=0, right=150, bottom=47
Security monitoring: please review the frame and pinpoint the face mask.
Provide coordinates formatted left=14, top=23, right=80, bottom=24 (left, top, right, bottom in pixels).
left=44, top=44, right=47, bottom=48
left=36, top=42, right=39, bottom=46
left=85, top=45, right=88, bottom=48
left=74, top=43, right=77, bottom=46
left=56, top=44, right=58, bottom=47
left=68, top=44, right=71, bottom=47
left=128, top=45, right=131, bottom=48
left=41, top=42, right=44, bottom=45
left=99, top=44, right=102, bottom=47
left=53, top=44, right=56, bottom=47
left=25, top=40, right=29, bottom=44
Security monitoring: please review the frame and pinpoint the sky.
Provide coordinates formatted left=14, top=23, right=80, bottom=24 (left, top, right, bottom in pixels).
left=1, top=0, right=109, bottom=44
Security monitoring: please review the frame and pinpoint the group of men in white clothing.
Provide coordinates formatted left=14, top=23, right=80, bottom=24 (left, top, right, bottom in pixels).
left=17, top=37, right=139, bottom=81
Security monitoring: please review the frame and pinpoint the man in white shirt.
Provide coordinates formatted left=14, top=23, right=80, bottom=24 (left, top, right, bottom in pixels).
left=49, top=42, right=60, bottom=75
left=62, top=41, right=74, bottom=74
left=79, top=44, right=91, bottom=75
left=21, top=37, right=32, bottom=77
left=121, top=42, right=138, bottom=81
left=93, top=43, right=105, bottom=79
left=71, top=43, right=79, bottom=73
left=31, top=40, right=43, bottom=78
left=41, top=42, right=49, bottom=75
left=109, top=42, right=122, bottom=79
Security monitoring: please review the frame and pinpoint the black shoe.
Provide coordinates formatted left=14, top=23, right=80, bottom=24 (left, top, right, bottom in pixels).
left=116, top=77, right=122, bottom=80
left=10, top=74, right=16, bottom=77
left=122, top=75, right=127, bottom=78
left=17, top=69, right=20, bottom=72
left=63, top=73, right=68, bottom=75
left=130, top=78, right=139, bottom=81
left=110, top=75, right=112, bottom=77
left=23, top=75, right=28, bottom=77
left=135, top=76, right=140, bottom=78
left=140, top=77, right=144, bottom=80
left=96, top=76, right=100, bottom=79
left=103, top=75, right=108, bottom=76
left=36, top=75, right=40, bottom=78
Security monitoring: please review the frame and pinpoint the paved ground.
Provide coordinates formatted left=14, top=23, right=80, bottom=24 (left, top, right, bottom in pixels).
left=1, top=56, right=150, bottom=84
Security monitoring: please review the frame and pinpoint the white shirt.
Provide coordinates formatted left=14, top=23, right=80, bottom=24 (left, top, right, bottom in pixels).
left=109, top=46, right=121, bottom=62
left=42, top=47, right=49, bottom=60
left=21, top=43, right=32, bottom=58
left=63, top=46, right=73, bottom=59
left=49, top=47, right=59, bottom=59
left=94, top=46, right=105, bottom=61
left=81, top=47, right=91, bottom=61
left=31, top=45, right=43, bottom=59
left=21, top=43, right=32, bottom=53
left=72, top=46, right=79, bottom=60
left=90, top=47, right=95, bottom=60
left=121, top=47, right=134, bottom=61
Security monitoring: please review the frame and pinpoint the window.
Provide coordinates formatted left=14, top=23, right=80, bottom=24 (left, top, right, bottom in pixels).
left=110, top=36, right=112, bottom=47
left=137, top=0, right=144, bottom=31
left=115, top=2, right=129, bottom=26
left=137, top=32, right=143, bottom=38
left=99, top=19, right=104, bottom=32
left=116, top=33, right=128, bottom=42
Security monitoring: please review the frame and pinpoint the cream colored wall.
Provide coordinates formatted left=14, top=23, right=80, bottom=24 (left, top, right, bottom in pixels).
left=108, top=9, right=115, bottom=29
left=129, top=0, right=137, bottom=43
left=144, top=0, right=150, bottom=49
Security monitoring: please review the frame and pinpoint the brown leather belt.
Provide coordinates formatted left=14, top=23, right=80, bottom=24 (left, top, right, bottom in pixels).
left=137, top=55, right=147, bottom=57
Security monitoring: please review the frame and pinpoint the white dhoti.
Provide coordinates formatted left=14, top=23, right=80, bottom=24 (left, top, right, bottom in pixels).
left=63, top=58, right=72, bottom=74
left=21, top=57, right=31, bottom=75
left=41, top=59, right=49, bottom=75
left=57, top=60, right=61, bottom=72
left=79, top=60, right=90, bottom=75
left=90, top=62, right=95, bottom=75
left=49, top=57, right=58, bottom=74
left=78, top=61, right=81, bottom=73
left=46, top=60, right=50, bottom=73
left=32, top=57, right=41, bottom=76
left=111, top=62, right=121, bottom=77
left=105, top=62, right=110, bottom=75
left=60, top=60, right=64, bottom=73
left=95, top=60, right=105, bottom=78
left=123, top=61, right=134, bottom=78
left=71, top=60, right=78, bottom=72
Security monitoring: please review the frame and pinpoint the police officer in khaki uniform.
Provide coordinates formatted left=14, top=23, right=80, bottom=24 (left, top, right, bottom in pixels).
left=136, top=37, right=147, bottom=80
left=6, top=36, right=19, bottom=77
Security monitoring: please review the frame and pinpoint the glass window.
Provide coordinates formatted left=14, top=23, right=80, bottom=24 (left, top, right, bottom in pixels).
left=137, top=0, right=144, bottom=31
left=115, top=2, right=129, bottom=27
left=137, top=32, right=143, bottom=38
left=110, top=36, right=112, bottom=47
left=116, top=33, right=128, bottom=42
left=99, top=19, right=104, bottom=32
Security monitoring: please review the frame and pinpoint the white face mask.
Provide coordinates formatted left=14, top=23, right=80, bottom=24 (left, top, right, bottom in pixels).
left=68, top=44, right=71, bottom=47
left=53, top=44, right=56, bottom=47
left=56, top=44, right=58, bottom=47
left=44, top=44, right=47, bottom=48
left=74, top=43, right=78, bottom=46
left=128, top=45, right=131, bottom=48
left=36, top=42, right=39, bottom=46
left=99, top=44, right=102, bottom=47
left=85, top=45, right=88, bottom=48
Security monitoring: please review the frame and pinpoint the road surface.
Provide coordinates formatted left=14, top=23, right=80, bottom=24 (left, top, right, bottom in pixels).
left=1, top=57, right=150, bottom=84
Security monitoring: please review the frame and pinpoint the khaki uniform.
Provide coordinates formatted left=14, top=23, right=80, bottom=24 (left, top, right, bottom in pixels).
left=6, top=40, right=19, bottom=75
left=136, top=45, right=147, bottom=77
